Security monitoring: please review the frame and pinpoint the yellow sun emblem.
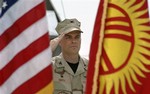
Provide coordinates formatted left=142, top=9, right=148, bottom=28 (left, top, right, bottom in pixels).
left=99, top=0, right=150, bottom=94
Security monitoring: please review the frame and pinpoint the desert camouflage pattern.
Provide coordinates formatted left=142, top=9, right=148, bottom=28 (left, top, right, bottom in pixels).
left=52, top=54, right=88, bottom=94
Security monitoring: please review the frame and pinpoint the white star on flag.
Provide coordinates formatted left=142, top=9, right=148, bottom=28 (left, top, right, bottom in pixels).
left=2, top=1, right=7, bottom=9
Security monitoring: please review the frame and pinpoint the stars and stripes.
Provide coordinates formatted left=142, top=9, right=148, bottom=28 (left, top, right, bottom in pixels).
left=0, top=0, right=53, bottom=94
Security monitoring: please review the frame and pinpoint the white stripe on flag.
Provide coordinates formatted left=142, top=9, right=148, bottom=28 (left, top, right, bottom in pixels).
left=0, top=17, right=48, bottom=70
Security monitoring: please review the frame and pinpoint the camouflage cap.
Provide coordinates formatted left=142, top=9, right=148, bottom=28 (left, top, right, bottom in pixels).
left=55, top=18, right=83, bottom=34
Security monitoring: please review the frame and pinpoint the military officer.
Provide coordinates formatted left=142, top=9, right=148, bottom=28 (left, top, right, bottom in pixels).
left=51, top=18, right=89, bottom=94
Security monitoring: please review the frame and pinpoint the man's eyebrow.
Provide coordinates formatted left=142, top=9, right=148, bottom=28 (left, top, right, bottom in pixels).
left=64, top=34, right=71, bottom=37
left=65, top=34, right=70, bottom=36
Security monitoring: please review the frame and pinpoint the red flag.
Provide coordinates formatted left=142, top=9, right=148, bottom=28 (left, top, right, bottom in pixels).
left=0, top=0, right=53, bottom=94
left=86, top=0, right=150, bottom=94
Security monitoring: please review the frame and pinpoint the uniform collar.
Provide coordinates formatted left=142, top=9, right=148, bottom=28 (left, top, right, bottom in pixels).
left=55, top=53, right=87, bottom=76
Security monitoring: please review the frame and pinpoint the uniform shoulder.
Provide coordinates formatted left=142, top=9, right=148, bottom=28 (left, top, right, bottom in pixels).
left=81, top=57, right=89, bottom=65
left=52, top=55, right=62, bottom=64
left=52, top=55, right=61, bottom=60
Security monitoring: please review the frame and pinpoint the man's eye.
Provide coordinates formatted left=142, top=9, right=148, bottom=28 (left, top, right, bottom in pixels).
left=76, top=35, right=80, bottom=39
left=65, top=36, right=71, bottom=39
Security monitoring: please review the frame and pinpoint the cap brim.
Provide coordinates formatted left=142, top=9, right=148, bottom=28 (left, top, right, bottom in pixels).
left=59, top=27, right=82, bottom=34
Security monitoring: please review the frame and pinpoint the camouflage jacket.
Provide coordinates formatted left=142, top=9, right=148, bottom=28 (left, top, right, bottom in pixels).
left=52, top=54, right=88, bottom=94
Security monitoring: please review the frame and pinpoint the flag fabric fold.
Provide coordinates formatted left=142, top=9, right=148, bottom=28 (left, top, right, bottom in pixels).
left=0, top=0, right=53, bottom=94
left=86, top=0, right=150, bottom=94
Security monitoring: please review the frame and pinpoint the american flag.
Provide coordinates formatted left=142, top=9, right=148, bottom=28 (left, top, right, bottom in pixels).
left=0, top=0, right=53, bottom=94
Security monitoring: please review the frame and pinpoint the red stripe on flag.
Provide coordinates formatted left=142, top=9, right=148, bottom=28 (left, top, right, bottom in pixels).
left=12, top=65, right=53, bottom=94
left=105, top=34, right=132, bottom=42
left=106, top=25, right=132, bottom=32
left=0, top=33, right=49, bottom=85
left=106, top=17, right=129, bottom=22
left=0, top=2, right=45, bottom=51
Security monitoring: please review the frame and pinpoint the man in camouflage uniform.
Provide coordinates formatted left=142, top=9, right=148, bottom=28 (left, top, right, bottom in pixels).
left=51, top=18, right=88, bottom=94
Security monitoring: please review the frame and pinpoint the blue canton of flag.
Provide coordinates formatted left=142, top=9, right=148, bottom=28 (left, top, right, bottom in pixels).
left=0, top=0, right=18, bottom=18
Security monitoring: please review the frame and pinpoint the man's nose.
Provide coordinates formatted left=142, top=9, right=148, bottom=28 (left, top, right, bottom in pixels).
left=71, top=38, right=77, bottom=43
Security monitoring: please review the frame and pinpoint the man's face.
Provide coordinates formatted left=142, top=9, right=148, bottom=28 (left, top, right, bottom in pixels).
left=59, top=30, right=81, bottom=55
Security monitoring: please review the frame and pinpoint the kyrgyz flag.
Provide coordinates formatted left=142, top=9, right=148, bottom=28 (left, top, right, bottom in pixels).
left=86, top=0, right=150, bottom=94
